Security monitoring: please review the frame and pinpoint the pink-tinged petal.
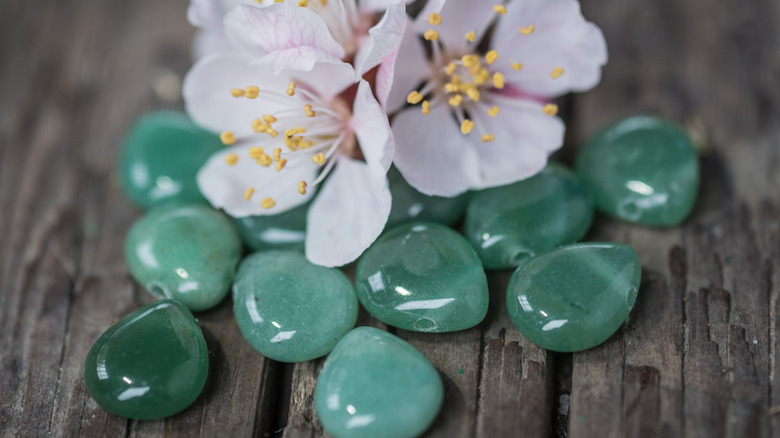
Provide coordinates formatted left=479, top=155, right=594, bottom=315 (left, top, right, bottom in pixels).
left=183, top=53, right=292, bottom=136
left=197, top=143, right=318, bottom=218
left=391, top=103, right=480, bottom=197
left=493, top=0, right=607, bottom=97
left=414, top=0, right=495, bottom=52
left=192, top=30, right=237, bottom=59
left=305, top=157, right=391, bottom=267
left=351, top=80, right=394, bottom=178
left=188, top=0, right=249, bottom=30
left=358, top=0, right=413, bottom=12
left=224, top=4, right=345, bottom=72
left=383, top=20, right=431, bottom=114
left=353, top=3, right=406, bottom=79
left=287, top=58, right=356, bottom=101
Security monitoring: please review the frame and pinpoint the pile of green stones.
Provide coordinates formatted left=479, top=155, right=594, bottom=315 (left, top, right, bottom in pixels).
left=84, top=111, right=699, bottom=437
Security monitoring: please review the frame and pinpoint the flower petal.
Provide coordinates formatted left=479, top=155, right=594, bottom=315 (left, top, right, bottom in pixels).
left=197, top=142, right=319, bottom=217
left=188, top=0, right=249, bottom=31
left=413, top=0, right=495, bottom=52
left=351, top=80, right=394, bottom=178
left=192, top=30, right=237, bottom=59
left=358, top=0, right=413, bottom=11
left=286, top=58, right=356, bottom=101
left=493, top=0, right=607, bottom=97
left=383, top=19, right=431, bottom=114
left=305, top=156, right=391, bottom=267
left=224, top=4, right=345, bottom=73
left=353, top=3, right=406, bottom=79
left=183, top=52, right=292, bottom=136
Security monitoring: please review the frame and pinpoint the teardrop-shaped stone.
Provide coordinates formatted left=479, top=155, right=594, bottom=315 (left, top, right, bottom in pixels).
left=233, top=201, right=309, bottom=252
left=575, top=116, right=699, bottom=226
left=387, top=167, right=469, bottom=228
left=356, top=222, right=489, bottom=332
left=314, top=327, right=443, bottom=438
left=119, top=111, right=223, bottom=208
left=84, top=299, right=208, bottom=420
left=125, top=203, right=242, bottom=311
left=233, top=250, right=358, bottom=362
left=464, top=163, right=594, bottom=269
left=507, top=242, right=641, bottom=352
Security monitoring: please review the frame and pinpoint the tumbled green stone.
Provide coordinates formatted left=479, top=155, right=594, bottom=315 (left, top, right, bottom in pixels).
left=314, top=327, right=443, bottom=438
left=119, top=111, right=223, bottom=208
left=387, top=167, right=469, bottom=227
left=464, top=163, right=594, bottom=269
left=356, top=222, right=489, bottom=332
left=233, top=250, right=358, bottom=362
left=233, top=201, right=309, bottom=252
left=125, top=203, right=242, bottom=311
left=84, top=299, right=208, bottom=420
left=575, top=116, right=699, bottom=226
left=506, top=242, right=641, bottom=352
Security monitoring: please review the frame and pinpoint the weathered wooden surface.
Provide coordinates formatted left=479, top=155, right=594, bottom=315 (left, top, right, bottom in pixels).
left=0, top=0, right=778, bottom=437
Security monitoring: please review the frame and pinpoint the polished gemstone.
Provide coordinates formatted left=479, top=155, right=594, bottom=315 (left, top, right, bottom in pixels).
left=233, top=202, right=309, bottom=252
left=125, top=203, right=242, bottom=311
left=506, top=242, right=641, bottom=352
left=387, top=167, right=469, bottom=227
left=356, top=222, right=489, bottom=332
left=314, top=327, right=443, bottom=438
left=233, top=250, right=358, bottom=362
left=575, top=116, right=699, bottom=226
left=464, top=163, right=594, bottom=269
left=84, top=300, right=208, bottom=420
left=119, top=111, right=223, bottom=208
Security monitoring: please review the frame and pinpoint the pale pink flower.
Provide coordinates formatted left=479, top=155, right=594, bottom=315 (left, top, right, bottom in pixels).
left=388, top=0, right=608, bottom=196
left=184, top=52, right=394, bottom=266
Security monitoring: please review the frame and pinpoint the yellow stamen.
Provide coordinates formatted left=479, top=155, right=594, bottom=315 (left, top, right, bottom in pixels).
left=312, top=153, right=326, bottom=165
left=445, top=82, right=459, bottom=93
left=257, top=154, right=273, bottom=167
left=449, top=94, right=463, bottom=106
left=287, top=82, right=296, bottom=96
left=543, top=103, right=559, bottom=116
left=428, top=12, right=442, bottom=25
left=445, top=62, right=457, bottom=75
left=263, top=114, right=277, bottom=123
left=285, top=128, right=296, bottom=138
left=254, top=123, right=270, bottom=133
left=297, top=0, right=308, bottom=6
left=421, top=100, right=431, bottom=115
left=482, top=134, right=495, bottom=142
left=244, top=188, right=255, bottom=201
left=485, top=50, right=499, bottom=65
left=465, top=87, right=480, bottom=102
left=261, top=198, right=276, bottom=209
left=407, top=91, right=424, bottom=104
left=474, top=68, right=491, bottom=85
left=460, top=119, right=475, bottom=135
left=249, top=147, right=264, bottom=158
left=493, top=4, right=507, bottom=15
left=304, top=104, right=316, bottom=117
left=273, top=148, right=282, bottom=161
left=220, top=131, right=236, bottom=145
left=551, top=67, right=564, bottom=78
left=267, top=129, right=278, bottom=138
left=520, top=25, right=534, bottom=35
left=493, top=72, right=505, bottom=89
left=275, top=158, right=287, bottom=171
left=465, top=31, right=476, bottom=42
left=461, top=54, right=480, bottom=68
left=231, top=88, right=245, bottom=97
left=225, top=153, right=239, bottom=165
left=298, top=181, right=308, bottom=195
left=488, top=106, right=500, bottom=117
left=245, top=86, right=260, bottom=99
left=320, top=0, right=327, bottom=4
left=424, top=30, right=439, bottom=41
left=512, top=63, right=524, bottom=71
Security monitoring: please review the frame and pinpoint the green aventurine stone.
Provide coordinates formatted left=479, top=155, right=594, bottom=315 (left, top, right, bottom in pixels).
left=233, top=201, right=309, bottom=252
left=119, top=111, right=223, bottom=208
left=387, top=167, right=469, bottom=227
left=356, top=223, right=489, bottom=332
left=233, top=251, right=358, bottom=362
left=464, top=163, right=594, bottom=269
left=506, top=242, right=641, bottom=352
left=125, top=203, right=242, bottom=311
left=84, top=300, right=208, bottom=420
left=575, top=116, right=699, bottom=226
left=314, top=327, right=443, bottom=438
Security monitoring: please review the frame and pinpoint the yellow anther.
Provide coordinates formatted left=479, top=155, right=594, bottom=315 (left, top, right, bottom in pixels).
left=312, top=153, right=326, bottom=165
left=244, top=188, right=255, bottom=201
left=320, top=0, right=327, bottom=4
left=257, top=154, right=273, bottom=167
left=225, top=153, right=239, bottom=165
left=249, top=147, right=264, bottom=158
left=407, top=91, right=424, bottom=105
left=493, top=4, right=507, bottom=15
left=263, top=114, right=277, bottom=123
left=488, top=106, right=500, bottom=117
left=294, top=127, right=306, bottom=134
left=245, top=86, right=260, bottom=99
left=543, top=103, right=559, bottom=116
left=482, top=134, right=495, bottom=142
left=304, top=104, right=316, bottom=117
left=220, top=131, right=236, bottom=145
left=423, top=30, right=439, bottom=41
left=551, top=67, right=564, bottom=78
left=261, top=198, right=276, bottom=209
left=298, top=181, right=308, bottom=195
left=485, top=50, right=499, bottom=65
left=460, top=119, right=475, bottom=135
left=275, top=158, right=287, bottom=171
left=465, top=87, right=480, bottom=102
left=287, top=82, right=296, bottom=96
left=231, top=88, right=245, bottom=97
left=428, top=12, right=442, bottom=25
left=274, top=0, right=284, bottom=2
left=474, top=68, right=491, bottom=85
left=285, top=128, right=296, bottom=138
left=273, top=148, right=282, bottom=161
left=445, top=62, right=457, bottom=75
left=251, top=118, right=263, bottom=128
left=268, top=129, right=279, bottom=138
left=465, top=31, right=476, bottom=42
left=461, top=54, right=480, bottom=68
left=421, top=100, right=431, bottom=115
left=297, top=0, right=308, bottom=6
left=520, top=25, right=535, bottom=35
left=512, top=63, right=524, bottom=71
left=448, top=94, right=463, bottom=106
left=254, top=123, right=270, bottom=133
left=493, top=72, right=505, bottom=89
